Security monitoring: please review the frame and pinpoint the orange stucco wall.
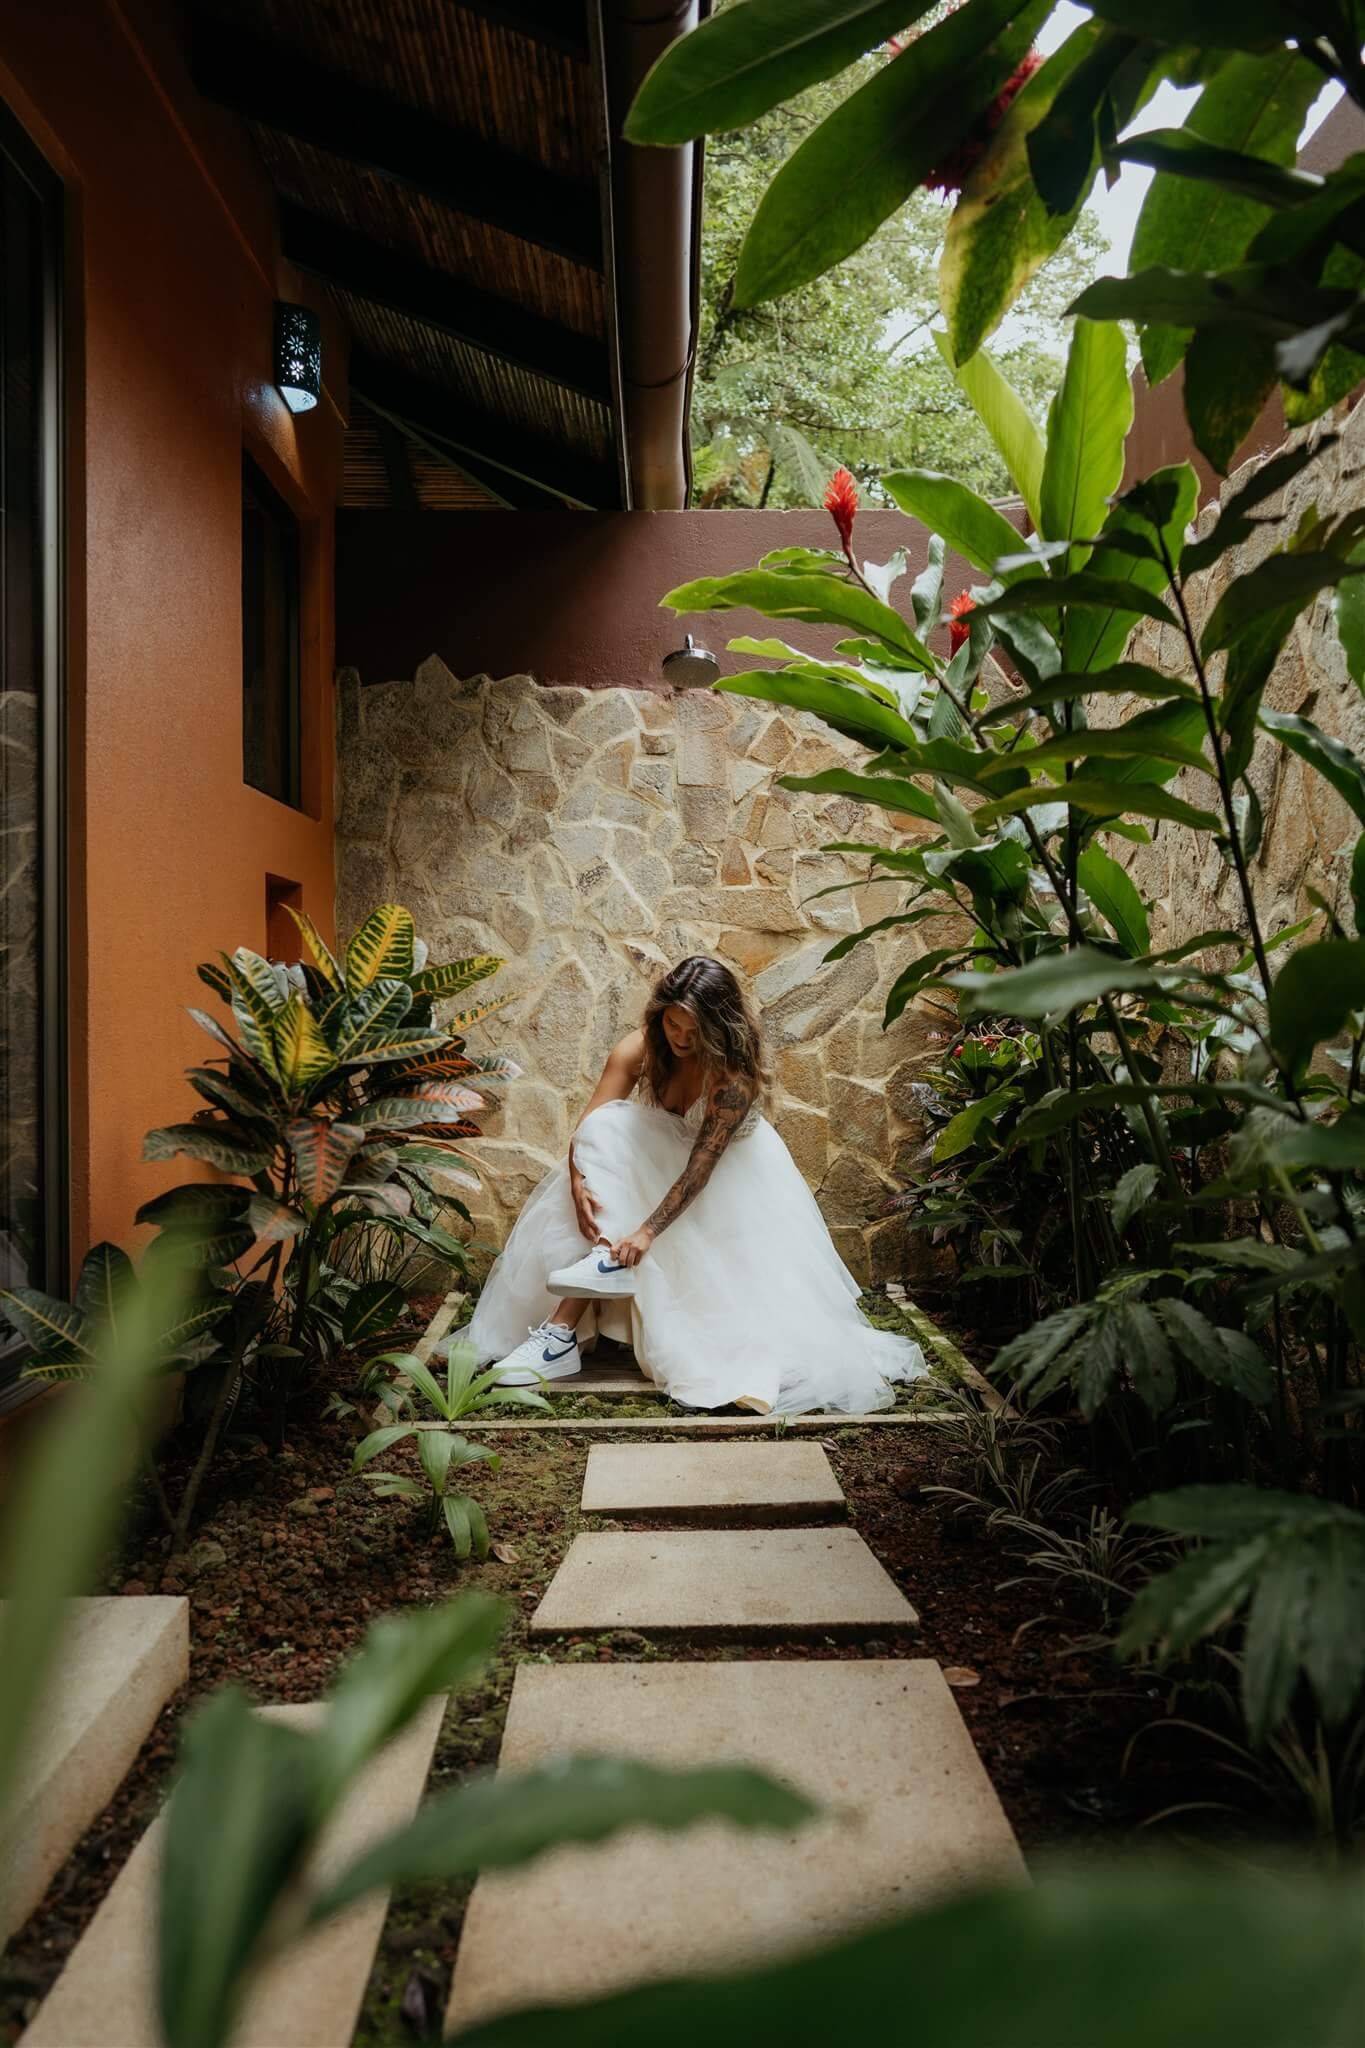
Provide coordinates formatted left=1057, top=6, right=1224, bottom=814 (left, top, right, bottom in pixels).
left=1, top=0, right=343, bottom=1266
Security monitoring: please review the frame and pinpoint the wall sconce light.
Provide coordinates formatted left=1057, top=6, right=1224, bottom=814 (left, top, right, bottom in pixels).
left=661, top=633, right=719, bottom=689
left=274, top=301, right=321, bottom=414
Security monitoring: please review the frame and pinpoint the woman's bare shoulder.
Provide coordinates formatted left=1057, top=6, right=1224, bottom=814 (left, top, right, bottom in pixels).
left=611, top=1029, right=646, bottom=1077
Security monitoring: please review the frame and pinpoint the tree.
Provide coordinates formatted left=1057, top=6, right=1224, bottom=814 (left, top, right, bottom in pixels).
left=692, top=19, right=1108, bottom=508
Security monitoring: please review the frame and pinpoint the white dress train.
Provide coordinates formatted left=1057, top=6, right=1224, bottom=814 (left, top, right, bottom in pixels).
left=464, top=1093, right=927, bottom=1414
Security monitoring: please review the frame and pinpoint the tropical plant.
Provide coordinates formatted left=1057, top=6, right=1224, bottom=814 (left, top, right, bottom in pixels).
left=629, top=0, right=1365, bottom=479
left=690, top=3, right=1107, bottom=507
left=138, top=904, right=516, bottom=1445
left=351, top=1341, right=550, bottom=1559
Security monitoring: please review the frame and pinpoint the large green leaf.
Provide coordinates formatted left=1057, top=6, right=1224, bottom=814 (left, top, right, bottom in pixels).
left=1334, top=542, right=1365, bottom=689
left=1260, top=709, right=1365, bottom=827
left=950, top=945, right=1159, bottom=1021
left=932, top=333, right=1044, bottom=529
left=940, top=21, right=1107, bottom=362
left=1084, top=0, right=1313, bottom=45
left=882, top=471, right=1037, bottom=583
left=1062, top=464, right=1200, bottom=673
left=981, top=574, right=1177, bottom=629
left=158, top=1691, right=316, bottom=2048
left=1078, top=845, right=1151, bottom=957
left=662, top=569, right=932, bottom=667
left=1266, top=937, right=1365, bottom=1073
left=1202, top=554, right=1365, bottom=656
left=312, top=1595, right=504, bottom=1814
left=733, top=0, right=1050, bottom=307
left=714, top=670, right=918, bottom=752
left=776, top=766, right=939, bottom=825
left=1039, top=320, right=1133, bottom=546
left=1130, top=49, right=1322, bottom=388
left=450, top=1862, right=1365, bottom=2048
left=409, top=955, right=502, bottom=1000
left=1013, top=662, right=1198, bottom=712
left=135, top=1183, right=252, bottom=1231
left=933, top=1088, right=1019, bottom=1163
left=988, top=715, right=1210, bottom=783
left=975, top=777, right=1220, bottom=832
left=1183, top=322, right=1279, bottom=476
left=624, top=0, right=939, bottom=145
left=1112, top=128, right=1326, bottom=211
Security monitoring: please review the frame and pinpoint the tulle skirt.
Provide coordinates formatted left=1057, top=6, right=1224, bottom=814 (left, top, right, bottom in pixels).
left=464, top=1097, right=926, bottom=1415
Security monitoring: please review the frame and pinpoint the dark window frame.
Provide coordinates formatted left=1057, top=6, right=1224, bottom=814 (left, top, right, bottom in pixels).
left=0, top=102, right=67, bottom=1411
left=241, top=453, right=302, bottom=810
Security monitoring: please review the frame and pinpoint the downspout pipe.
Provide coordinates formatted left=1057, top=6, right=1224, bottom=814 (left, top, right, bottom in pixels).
left=601, top=0, right=706, bottom=510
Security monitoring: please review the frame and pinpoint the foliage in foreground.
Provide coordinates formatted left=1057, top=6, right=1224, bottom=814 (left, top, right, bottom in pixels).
left=631, top=0, right=1365, bottom=481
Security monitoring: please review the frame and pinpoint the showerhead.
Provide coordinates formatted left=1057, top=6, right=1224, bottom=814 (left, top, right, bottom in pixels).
left=660, top=633, right=720, bottom=690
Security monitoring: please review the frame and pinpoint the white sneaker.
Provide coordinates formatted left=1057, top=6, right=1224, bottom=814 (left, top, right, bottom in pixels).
left=489, top=1321, right=583, bottom=1387
left=545, top=1247, right=639, bottom=1298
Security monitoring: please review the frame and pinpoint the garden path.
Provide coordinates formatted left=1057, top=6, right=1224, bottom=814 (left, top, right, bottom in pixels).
left=445, top=1428, right=1022, bottom=2031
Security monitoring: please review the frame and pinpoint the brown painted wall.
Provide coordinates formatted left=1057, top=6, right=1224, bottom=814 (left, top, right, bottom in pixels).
left=0, top=0, right=344, bottom=1261
left=335, top=506, right=998, bottom=692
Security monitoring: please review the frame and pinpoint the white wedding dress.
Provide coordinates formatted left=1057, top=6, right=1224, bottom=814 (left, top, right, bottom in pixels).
left=464, top=1090, right=927, bottom=1414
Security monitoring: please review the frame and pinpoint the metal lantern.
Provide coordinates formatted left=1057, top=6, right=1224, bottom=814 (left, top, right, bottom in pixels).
left=273, top=301, right=321, bottom=414
left=661, top=633, right=720, bottom=689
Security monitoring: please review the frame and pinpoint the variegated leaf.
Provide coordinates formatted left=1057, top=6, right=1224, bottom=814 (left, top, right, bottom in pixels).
left=352, top=1084, right=485, bottom=1130
left=330, top=980, right=414, bottom=1064
left=157, top=1299, right=236, bottom=1351
left=246, top=1194, right=307, bottom=1240
left=0, top=1287, right=95, bottom=1360
left=143, top=1122, right=274, bottom=1173
left=285, top=905, right=342, bottom=986
left=345, top=904, right=416, bottom=992
left=75, top=1243, right=136, bottom=1328
left=379, top=1051, right=479, bottom=1088
left=469, top=1052, right=523, bottom=1079
left=228, top=947, right=291, bottom=1015
left=135, top=1182, right=252, bottom=1230
left=187, top=1007, right=248, bottom=1061
left=196, top=961, right=233, bottom=1002
left=271, top=997, right=339, bottom=1095
left=230, top=993, right=281, bottom=1082
left=444, top=994, right=511, bottom=1034
left=185, top=1066, right=273, bottom=1120
left=286, top=1118, right=367, bottom=1203
left=353, top=1032, right=449, bottom=1067
left=409, top=954, right=503, bottom=1000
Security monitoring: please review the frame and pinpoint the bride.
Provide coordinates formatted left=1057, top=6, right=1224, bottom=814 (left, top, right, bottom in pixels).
left=464, top=955, right=926, bottom=1415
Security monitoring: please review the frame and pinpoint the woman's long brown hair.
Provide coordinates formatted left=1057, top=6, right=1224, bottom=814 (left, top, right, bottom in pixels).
left=639, top=955, right=771, bottom=1107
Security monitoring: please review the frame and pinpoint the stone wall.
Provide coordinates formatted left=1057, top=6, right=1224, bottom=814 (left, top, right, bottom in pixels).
left=1103, top=401, right=1365, bottom=950
left=335, top=663, right=944, bottom=1282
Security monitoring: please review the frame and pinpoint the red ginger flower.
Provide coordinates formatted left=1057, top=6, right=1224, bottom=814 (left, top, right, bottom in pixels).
left=949, top=589, right=975, bottom=654
left=911, top=42, right=1043, bottom=198
left=824, top=466, right=859, bottom=558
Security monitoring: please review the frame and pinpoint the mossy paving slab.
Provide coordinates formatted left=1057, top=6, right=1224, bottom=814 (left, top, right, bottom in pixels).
left=447, top=1660, right=1024, bottom=2031
left=580, top=1441, right=845, bottom=1524
left=21, top=1698, right=445, bottom=2048
left=530, top=1528, right=917, bottom=1638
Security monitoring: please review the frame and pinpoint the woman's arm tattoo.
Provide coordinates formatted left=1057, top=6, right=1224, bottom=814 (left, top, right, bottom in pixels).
left=643, top=1079, right=754, bottom=1237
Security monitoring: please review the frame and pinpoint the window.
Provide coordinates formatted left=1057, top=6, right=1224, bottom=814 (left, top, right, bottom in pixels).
left=242, top=455, right=301, bottom=807
left=0, top=106, right=65, bottom=1404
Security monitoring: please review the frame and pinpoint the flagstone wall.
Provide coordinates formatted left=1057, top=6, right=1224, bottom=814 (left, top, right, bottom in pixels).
left=335, top=661, right=951, bottom=1282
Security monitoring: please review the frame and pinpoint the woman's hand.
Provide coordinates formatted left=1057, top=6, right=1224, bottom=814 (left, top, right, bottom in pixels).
left=611, top=1224, right=655, bottom=1268
left=569, top=1165, right=603, bottom=1244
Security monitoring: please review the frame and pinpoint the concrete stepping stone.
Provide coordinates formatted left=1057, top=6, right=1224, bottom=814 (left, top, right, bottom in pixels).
left=581, top=1441, right=845, bottom=1524
left=21, top=1694, right=446, bottom=2048
left=530, top=1528, right=916, bottom=1638
left=447, top=1659, right=1024, bottom=2030
left=1, top=1595, right=188, bottom=1940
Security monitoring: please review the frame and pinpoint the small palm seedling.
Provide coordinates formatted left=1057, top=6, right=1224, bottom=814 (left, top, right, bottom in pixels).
left=352, top=1343, right=550, bottom=1559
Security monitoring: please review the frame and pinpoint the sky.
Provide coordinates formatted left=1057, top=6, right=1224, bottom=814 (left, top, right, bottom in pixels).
left=1038, top=3, right=1345, bottom=271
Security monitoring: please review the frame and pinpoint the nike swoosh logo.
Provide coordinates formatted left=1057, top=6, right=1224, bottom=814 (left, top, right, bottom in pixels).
left=597, top=1257, right=627, bottom=1273
left=542, top=1343, right=577, bottom=1363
